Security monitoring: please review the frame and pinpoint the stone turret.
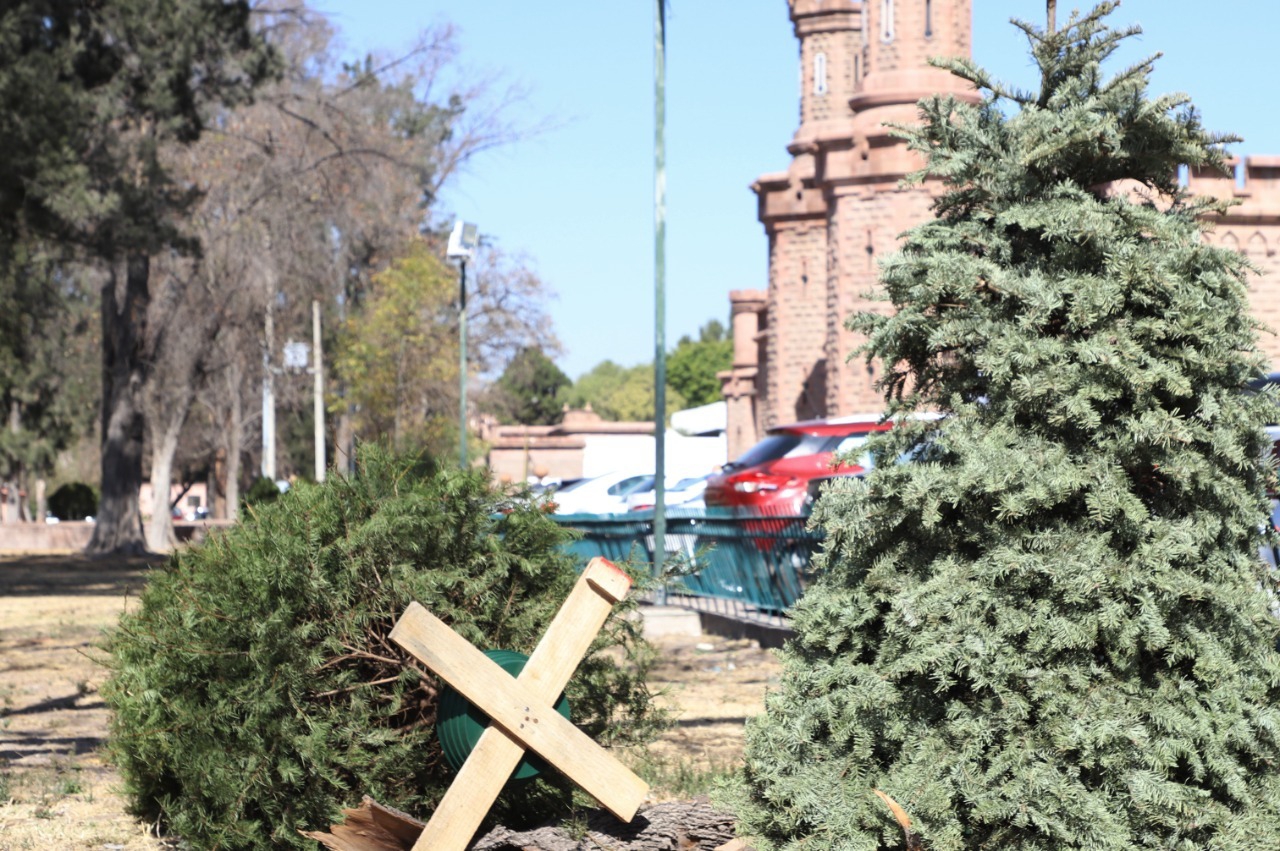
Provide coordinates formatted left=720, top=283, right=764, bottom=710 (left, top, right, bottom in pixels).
left=730, top=1, right=1280, bottom=449
left=734, top=1, right=975, bottom=443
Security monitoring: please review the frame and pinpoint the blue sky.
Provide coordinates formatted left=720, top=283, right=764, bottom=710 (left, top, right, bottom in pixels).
left=309, top=1, right=1280, bottom=381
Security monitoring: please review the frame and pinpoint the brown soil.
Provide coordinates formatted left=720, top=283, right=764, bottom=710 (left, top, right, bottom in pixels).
left=0, top=553, right=782, bottom=849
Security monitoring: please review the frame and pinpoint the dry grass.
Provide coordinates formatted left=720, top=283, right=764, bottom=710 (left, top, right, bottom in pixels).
left=0, top=552, right=780, bottom=848
left=0, top=553, right=172, bottom=850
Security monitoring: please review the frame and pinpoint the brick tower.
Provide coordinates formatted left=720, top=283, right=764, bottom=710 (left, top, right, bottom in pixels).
left=723, top=0, right=975, bottom=458
left=722, top=1, right=1280, bottom=460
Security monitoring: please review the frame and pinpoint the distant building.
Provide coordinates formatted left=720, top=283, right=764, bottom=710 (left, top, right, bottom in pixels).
left=481, top=405, right=726, bottom=484
left=721, top=0, right=1280, bottom=459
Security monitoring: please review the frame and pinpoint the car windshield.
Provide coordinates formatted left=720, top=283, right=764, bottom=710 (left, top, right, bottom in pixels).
left=727, top=432, right=831, bottom=469
left=832, top=434, right=875, bottom=468
left=554, top=477, right=594, bottom=493
left=672, top=477, right=706, bottom=490
left=607, top=475, right=654, bottom=496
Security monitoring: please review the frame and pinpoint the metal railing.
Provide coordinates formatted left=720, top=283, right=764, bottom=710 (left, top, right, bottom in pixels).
left=552, top=508, right=823, bottom=625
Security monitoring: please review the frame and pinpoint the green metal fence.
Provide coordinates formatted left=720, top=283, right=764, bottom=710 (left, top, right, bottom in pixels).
left=553, top=508, right=823, bottom=619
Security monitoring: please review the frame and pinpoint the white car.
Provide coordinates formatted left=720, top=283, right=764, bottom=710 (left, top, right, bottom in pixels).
left=625, top=475, right=709, bottom=512
left=549, top=472, right=655, bottom=515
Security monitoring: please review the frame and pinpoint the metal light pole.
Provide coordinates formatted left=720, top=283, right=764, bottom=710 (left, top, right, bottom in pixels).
left=448, top=220, right=479, bottom=468
left=262, top=298, right=276, bottom=481
left=653, top=0, right=668, bottom=591
left=312, top=299, right=326, bottom=483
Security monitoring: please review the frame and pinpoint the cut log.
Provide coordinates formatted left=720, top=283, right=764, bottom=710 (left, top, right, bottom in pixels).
left=472, top=799, right=736, bottom=851
left=302, top=797, right=740, bottom=851
left=301, top=797, right=424, bottom=851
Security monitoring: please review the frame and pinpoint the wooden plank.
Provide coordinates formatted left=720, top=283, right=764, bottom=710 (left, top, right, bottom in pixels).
left=401, top=559, right=642, bottom=851
left=407, top=560, right=627, bottom=851
left=390, top=599, right=648, bottom=825
left=520, top=557, right=630, bottom=696
left=406, top=725, right=524, bottom=851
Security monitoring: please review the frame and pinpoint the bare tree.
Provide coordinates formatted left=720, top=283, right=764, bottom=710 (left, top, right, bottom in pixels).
left=134, top=4, right=542, bottom=541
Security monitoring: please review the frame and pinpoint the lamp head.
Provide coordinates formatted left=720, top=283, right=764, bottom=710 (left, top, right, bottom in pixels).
left=446, top=220, right=479, bottom=260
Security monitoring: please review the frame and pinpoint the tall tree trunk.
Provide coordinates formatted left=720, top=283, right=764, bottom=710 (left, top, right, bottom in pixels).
left=16, top=472, right=31, bottom=522
left=145, top=310, right=210, bottom=548
left=225, top=370, right=243, bottom=520
left=211, top=447, right=227, bottom=520
left=335, top=405, right=354, bottom=476
left=34, top=478, right=46, bottom=523
left=5, top=402, right=21, bottom=523
left=146, top=397, right=191, bottom=551
left=87, top=255, right=150, bottom=555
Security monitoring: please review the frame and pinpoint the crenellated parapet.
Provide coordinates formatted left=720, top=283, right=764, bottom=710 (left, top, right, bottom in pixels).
left=1188, top=157, right=1280, bottom=226
left=738, top=1, right=1280, bottom=451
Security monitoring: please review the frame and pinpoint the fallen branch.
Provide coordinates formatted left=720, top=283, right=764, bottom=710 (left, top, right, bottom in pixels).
left=874, top=789, right=924, bottom=850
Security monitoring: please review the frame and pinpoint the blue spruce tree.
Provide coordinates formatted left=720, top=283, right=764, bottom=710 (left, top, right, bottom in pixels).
left=733, top=4, right=1280, bottom=848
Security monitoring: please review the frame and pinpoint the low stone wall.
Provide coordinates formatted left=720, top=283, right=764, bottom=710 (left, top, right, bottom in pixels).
left=0, top=520, right=235, bottom=553
left=0, top=521, right=95, bottom=552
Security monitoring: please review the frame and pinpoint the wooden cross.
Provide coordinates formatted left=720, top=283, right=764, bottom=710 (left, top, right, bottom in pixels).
left=388, top=557, right=649, bottom=851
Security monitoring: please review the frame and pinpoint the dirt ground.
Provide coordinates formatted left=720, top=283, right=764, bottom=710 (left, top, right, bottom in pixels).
left=0, top=553, right=782, bottom=850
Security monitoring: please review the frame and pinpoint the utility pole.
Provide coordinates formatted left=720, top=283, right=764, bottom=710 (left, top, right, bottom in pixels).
left=262, top=298, right=276, bottom=481
left=447, top=220, right=479, bottom=468
left=653, top=0, right=668, bottom=593
left=1048, top=0, right=1057, bottom=33
left=313, top=299, right=326, bottom=483
left=458, top=258, right=468, bottom=468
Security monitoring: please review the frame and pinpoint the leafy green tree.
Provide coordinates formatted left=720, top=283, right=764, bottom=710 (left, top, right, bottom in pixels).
left=0, top=0, right=276, bottom=553
left=0, top=245, right=98, bottom=517
left=734, top=6, right=1280, bottom=849
left=491, top=346, right=571, bottom=425
left=104, top=445, right=663, bottom=851
left=561, top=360, right=685, bottom=423
left=561, top=360, right=630, bottom=417
left=606, top=367, right=686, bottom=424
left=46, top=481, right=98, bottom=521
left=334, top=239, right=458, bottom=456
left=667, top=319, right=732, bottom=408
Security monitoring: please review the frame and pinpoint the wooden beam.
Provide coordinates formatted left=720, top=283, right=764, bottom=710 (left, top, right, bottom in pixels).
left=389, top=559, right=647, bottom=851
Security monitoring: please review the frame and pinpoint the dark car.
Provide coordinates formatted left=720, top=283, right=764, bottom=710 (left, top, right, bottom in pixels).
left=704, top=417, right=892, bottom=515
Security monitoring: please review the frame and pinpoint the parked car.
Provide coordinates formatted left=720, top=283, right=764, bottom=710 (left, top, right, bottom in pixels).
left=548, top=471, right=655, bottom=515
left=704, top=416, right=892, bottom=515
left=625, top=475, right=710, bottom=512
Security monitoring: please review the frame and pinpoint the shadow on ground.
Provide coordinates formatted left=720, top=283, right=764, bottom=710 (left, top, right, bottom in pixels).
left=0, top=553, right=163, bottom=598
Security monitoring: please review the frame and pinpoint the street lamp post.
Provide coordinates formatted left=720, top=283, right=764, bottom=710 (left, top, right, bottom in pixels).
left=653, top=0, right=668, bottom=597
left=447, top=220, right=479, bottom=468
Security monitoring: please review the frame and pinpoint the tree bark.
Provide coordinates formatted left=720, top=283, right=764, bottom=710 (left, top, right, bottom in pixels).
left=34, top=478, right=46, bottom=523
left=335, top=404, right=355, bottom=476
left=472, top=800, right=737, bottom=851
left=146, top=404, right=188, bottom=551
left=225, top=369, right=243, bottom=519
left=145, top=315, right=209, bottom=548
left=87, top=254, right=150, bottom=555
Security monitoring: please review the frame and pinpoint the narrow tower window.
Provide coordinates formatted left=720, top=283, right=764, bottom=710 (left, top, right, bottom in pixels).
left=881, top=0, right=895, bottom=43
left=925, top=0, right=933, bottom=38
left=813, top=52, right=828, bottom=95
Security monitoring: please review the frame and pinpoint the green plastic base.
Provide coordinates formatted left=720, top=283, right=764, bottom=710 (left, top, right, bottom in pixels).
left=436, top=649, right=571, bottom=781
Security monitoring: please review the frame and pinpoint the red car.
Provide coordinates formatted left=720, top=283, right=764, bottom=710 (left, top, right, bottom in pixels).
left=704, top=417, right=892, bottom=515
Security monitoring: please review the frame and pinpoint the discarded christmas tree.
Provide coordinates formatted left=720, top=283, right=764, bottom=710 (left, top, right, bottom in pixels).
left=103, top=445, right=663, bottom=851
left=733, top=4, right=1280, bottom=849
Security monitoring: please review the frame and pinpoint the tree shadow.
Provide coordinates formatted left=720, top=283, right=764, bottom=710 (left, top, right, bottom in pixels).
left=0, top=729, right=105, bottom=764
left=0, top=554, right=163, bottom=598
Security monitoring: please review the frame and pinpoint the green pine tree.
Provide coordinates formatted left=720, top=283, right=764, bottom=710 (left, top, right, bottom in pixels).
left=732, top=5, right=1280, bottom=849
left=493, top=346, right=572, bottom=425
left=103, top=445, right=664, bottom=850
